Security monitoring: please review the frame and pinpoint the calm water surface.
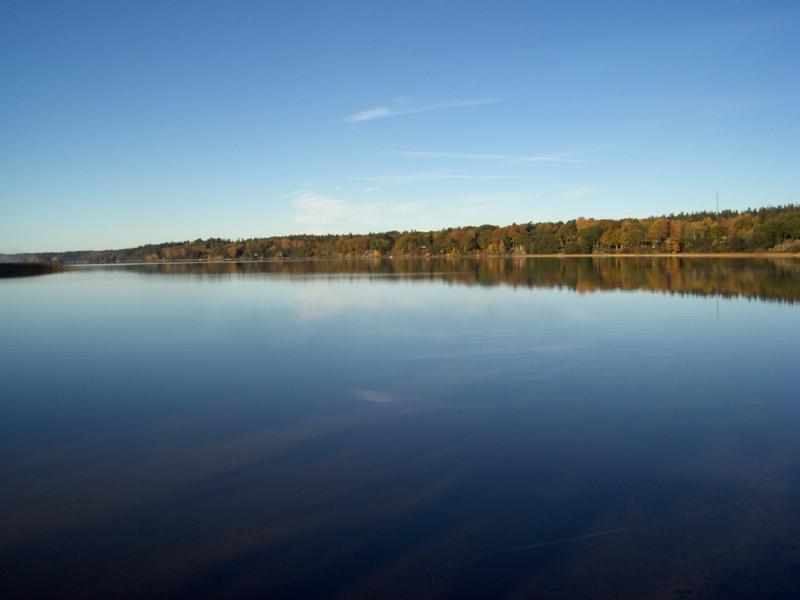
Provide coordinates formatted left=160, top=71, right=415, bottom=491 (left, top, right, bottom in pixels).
left=1, top=258, right=800, bottom=599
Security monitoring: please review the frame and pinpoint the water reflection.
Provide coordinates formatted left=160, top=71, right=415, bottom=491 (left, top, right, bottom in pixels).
left=99, top=256, right=800, bottom=303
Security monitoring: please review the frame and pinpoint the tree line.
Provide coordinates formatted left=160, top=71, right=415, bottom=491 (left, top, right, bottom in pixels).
left=27, top=204, right=800, bottom=263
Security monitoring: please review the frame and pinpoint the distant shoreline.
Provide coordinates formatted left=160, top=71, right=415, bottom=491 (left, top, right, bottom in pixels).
left=56, top=252, right=800, bottom=266
left=5, top=205, right=799, bottom=263
left=518, top=252, right=800, bottom=258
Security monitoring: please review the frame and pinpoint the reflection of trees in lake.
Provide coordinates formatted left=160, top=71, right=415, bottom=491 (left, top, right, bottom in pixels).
left=117, top=257, right=800, bottom=303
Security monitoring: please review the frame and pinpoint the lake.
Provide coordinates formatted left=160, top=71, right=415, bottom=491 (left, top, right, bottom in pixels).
left=1, top=257, right=800, bottom=599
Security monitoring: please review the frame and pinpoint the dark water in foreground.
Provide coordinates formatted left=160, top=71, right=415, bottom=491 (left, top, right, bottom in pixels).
left=1, top=257, right=800, bottom=599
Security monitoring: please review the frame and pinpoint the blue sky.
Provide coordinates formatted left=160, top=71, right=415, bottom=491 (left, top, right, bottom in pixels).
left=1, top=0, right=798, bottom=252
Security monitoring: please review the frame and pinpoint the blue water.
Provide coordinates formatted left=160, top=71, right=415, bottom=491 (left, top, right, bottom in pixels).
left=1, top=258, right=799, bottom=598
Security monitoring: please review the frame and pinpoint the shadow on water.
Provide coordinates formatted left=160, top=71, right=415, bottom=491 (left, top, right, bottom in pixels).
left=0, top=262, right=66, bottom=278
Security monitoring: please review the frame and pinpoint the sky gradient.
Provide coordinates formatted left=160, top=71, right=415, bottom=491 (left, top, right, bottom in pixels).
left=1, top=0, right=799, bottom=253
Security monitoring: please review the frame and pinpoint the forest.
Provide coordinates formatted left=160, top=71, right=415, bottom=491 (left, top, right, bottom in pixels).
left=18, top=204, right=800, bottom=264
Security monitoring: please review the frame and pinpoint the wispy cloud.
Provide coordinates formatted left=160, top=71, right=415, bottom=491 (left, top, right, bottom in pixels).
left=726, top=0, right=765, bottom=7
left=569, top=96, right=797, bottom=121
left=560, top=184, right=598, bottom=200
left=351, top=171, right=530, bottom=184
left=342, top=98, right=501, bottom=123
left=391, top=150, right=587, bottom=163
left=290, top=192, right=368, bottom=230
left=289, top=190, right=419, bottom=233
